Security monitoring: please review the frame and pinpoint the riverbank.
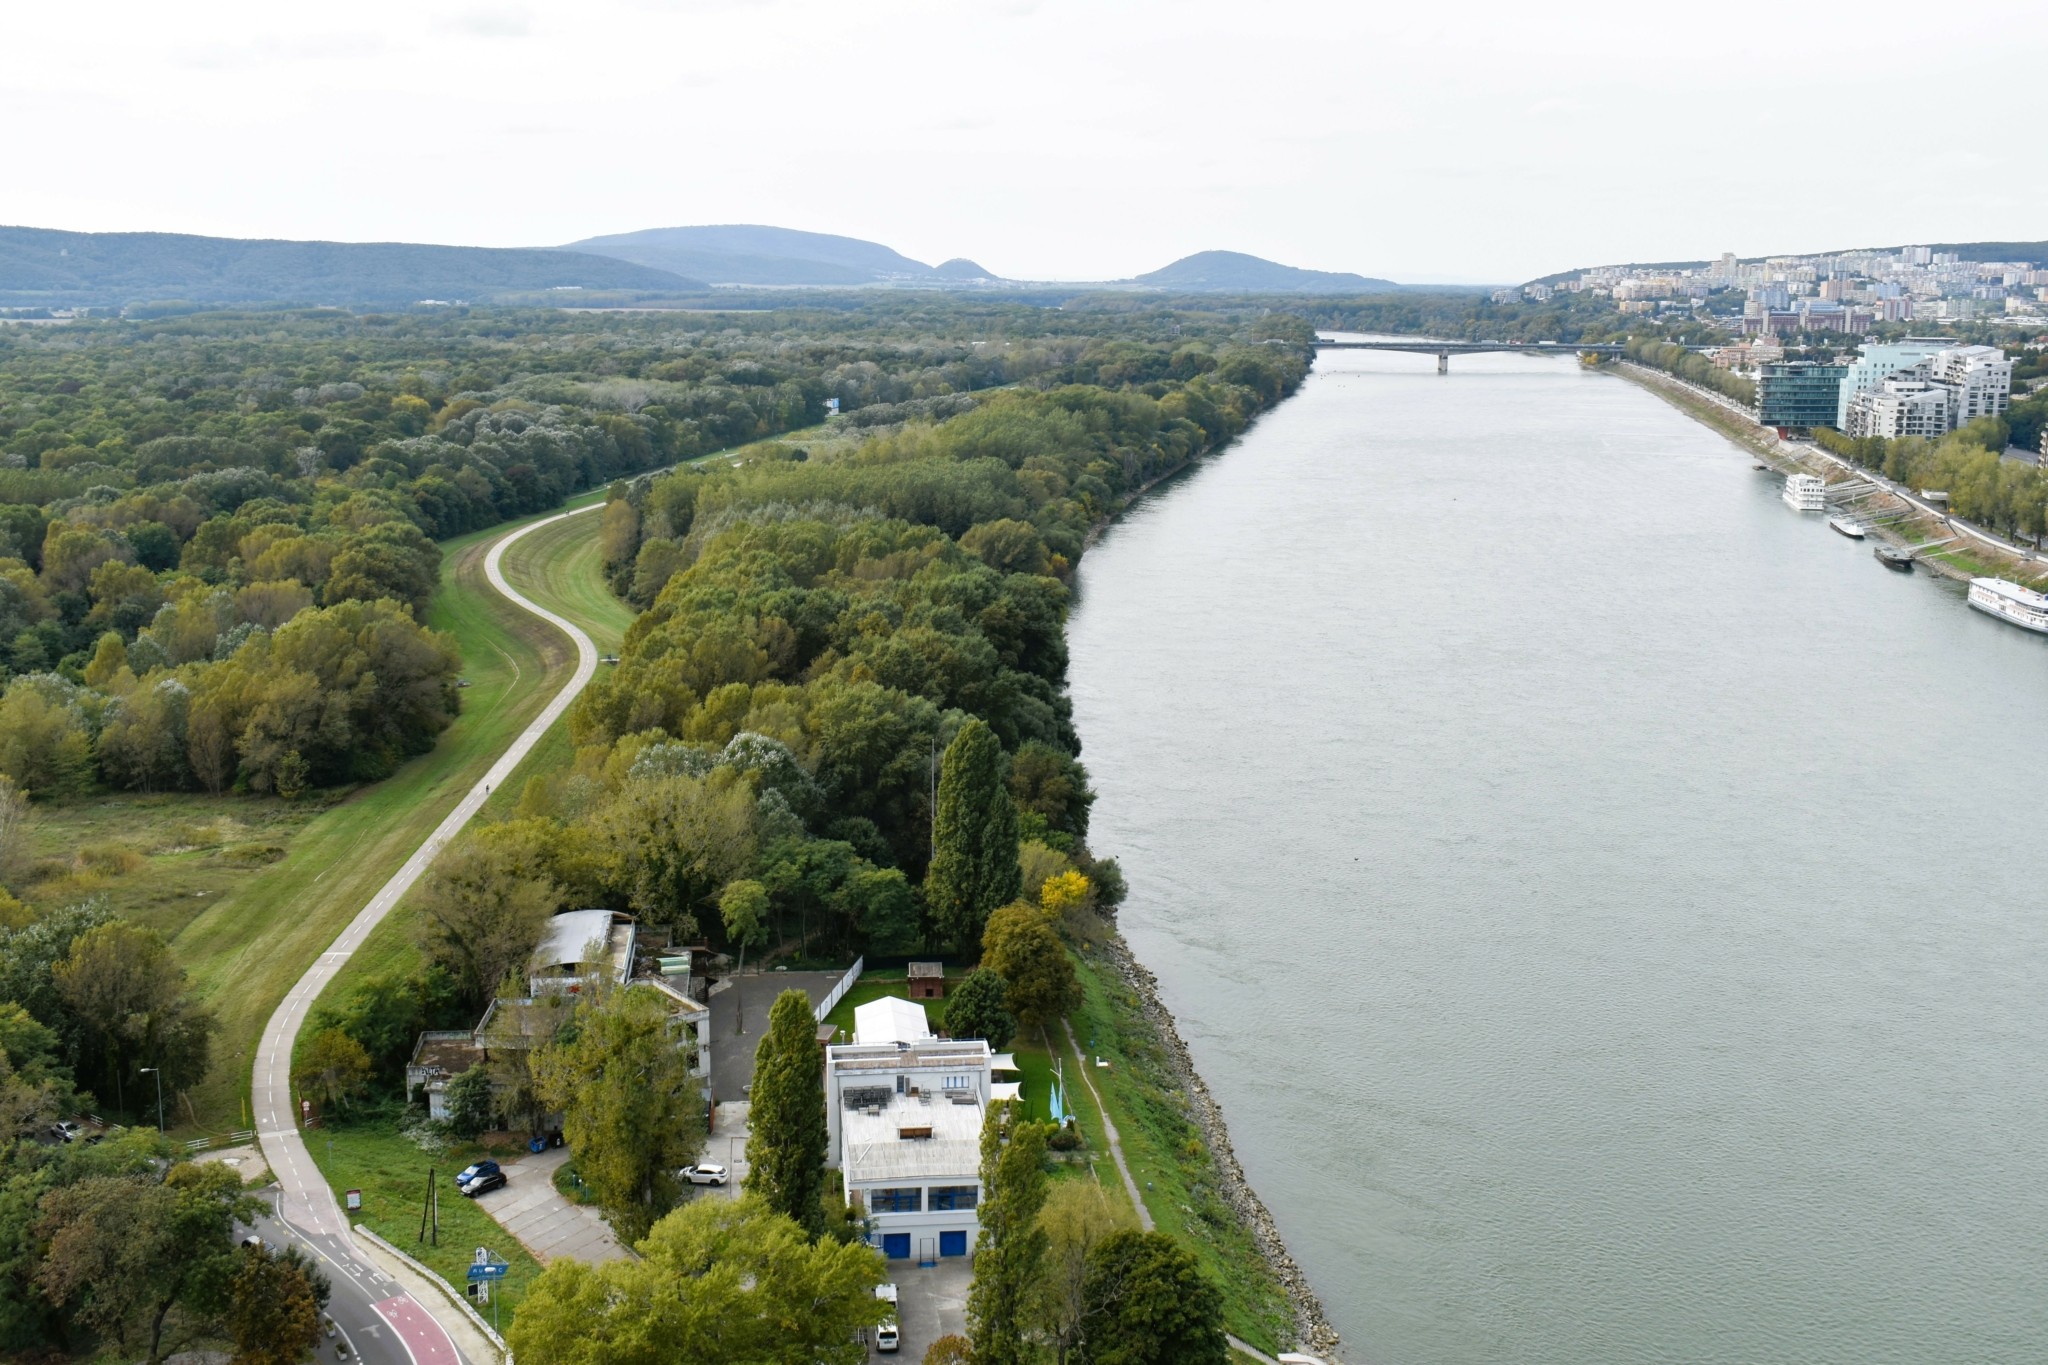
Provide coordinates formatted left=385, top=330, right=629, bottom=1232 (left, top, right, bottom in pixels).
left=1615, top=361, right=2048, bottom=590
left=1070, top=383, right=1342, bottom=1357
left=1082, top=935, right=1344, bottom=1357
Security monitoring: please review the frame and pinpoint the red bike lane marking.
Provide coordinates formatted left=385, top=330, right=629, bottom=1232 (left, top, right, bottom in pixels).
left=373, top=1293, right=461, bottom=1365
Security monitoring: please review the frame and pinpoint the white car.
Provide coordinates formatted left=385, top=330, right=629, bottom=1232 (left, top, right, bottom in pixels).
left=680, top=1163, right=728, bottom=1186
left=51, top=1120, right=81, bottom=1143
left=874, top=1283, right=899, bottom=1353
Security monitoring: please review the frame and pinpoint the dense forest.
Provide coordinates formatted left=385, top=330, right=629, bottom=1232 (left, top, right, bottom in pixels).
left=0, top=302, right=1173, bottom=799
left=0, top=295, right=1314, bottom=1359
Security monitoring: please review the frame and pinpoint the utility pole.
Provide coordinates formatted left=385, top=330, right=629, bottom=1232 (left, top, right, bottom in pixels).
left=138, top=1067, right=163, bottom=1133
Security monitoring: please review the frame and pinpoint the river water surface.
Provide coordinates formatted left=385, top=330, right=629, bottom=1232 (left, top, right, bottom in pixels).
left=1066, top=344, right=2048, bottom=1364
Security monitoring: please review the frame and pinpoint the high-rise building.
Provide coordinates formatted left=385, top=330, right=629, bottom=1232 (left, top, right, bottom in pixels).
left=1929, top=345, right=2014, bottom=426
left=1836, top=340, right=1948, bottom=426
left=1845, top=380, right=1952, bottom=439
left=1755, top=362, right=1849, bottom=431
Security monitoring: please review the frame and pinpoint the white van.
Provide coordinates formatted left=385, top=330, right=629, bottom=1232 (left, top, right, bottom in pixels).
left=874, top=1283, right=899, bottom=1353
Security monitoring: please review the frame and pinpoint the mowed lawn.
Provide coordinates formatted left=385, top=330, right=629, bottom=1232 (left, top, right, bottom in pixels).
left=161, top=511, right=577, bottom=1131
left=315, top=495, right=631, bottom=1005
left=306, top=1122, right=545, bottom=1319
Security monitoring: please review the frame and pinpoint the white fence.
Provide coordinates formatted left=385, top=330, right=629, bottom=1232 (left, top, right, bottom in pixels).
left=813, top=957, right=865, bottom=1024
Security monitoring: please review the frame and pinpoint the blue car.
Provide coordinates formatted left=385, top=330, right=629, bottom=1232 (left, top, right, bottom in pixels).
left=455, top=1160, right=500, bottom=1185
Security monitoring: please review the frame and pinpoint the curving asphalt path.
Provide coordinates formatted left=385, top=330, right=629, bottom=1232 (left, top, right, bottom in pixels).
left=254, top=503, right=605, bottom=1360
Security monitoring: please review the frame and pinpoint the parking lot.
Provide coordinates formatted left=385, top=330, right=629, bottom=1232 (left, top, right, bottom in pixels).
left=876, top=1256, right=971, bottom=1359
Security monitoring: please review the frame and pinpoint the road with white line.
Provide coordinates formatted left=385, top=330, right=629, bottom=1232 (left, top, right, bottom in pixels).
left=252, top=504, right=604, bottom=1362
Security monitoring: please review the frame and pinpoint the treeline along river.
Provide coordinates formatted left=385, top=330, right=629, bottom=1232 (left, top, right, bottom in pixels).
left=1066, top=342, right=2048, bottom=1363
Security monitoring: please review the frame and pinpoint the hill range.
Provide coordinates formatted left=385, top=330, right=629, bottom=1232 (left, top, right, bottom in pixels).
left=0, top=221, right=1407, bottom=309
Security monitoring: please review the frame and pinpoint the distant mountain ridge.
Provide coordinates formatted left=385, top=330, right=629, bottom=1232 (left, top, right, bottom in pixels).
left=0, top=225, right=701, bottom=306
left=0, top=222, right=1409, bottom=306
left=1134, top=250, right=1397, bottom=294
left=563, top=224, right=959, bottom=286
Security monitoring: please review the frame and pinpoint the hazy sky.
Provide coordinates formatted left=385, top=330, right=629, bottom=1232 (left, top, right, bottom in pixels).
left=7, top=0, right=2044, bottom=283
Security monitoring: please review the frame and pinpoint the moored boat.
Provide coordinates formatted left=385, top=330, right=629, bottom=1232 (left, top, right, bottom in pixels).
left=1829, top=516, right=1866, bottom=539
left=1781, top=473, right=1826, bottom=512
left=1874, top=545, right=1913, bottom=571
left=1966, top=577, right=2048, bottom=633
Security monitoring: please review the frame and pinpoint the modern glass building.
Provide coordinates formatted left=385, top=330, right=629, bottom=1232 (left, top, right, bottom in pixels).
left=1755, top=362, right=1848, bottom=431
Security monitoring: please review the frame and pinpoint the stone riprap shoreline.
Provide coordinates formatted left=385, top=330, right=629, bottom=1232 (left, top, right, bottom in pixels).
left=1098, top=932, right=1345, bottom=1359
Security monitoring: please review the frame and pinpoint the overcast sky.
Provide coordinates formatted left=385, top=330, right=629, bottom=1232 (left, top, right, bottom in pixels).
left=7, top=0, right=2044, bottom=283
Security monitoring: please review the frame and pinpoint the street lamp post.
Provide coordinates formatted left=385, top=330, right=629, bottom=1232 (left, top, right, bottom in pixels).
left=138, top=1067, right=163, bottom=1133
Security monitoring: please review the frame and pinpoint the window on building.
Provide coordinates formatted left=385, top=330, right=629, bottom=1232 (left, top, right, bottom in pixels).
left=929, top=1185, right=978, bottom=1211
left=868, top=1187, right=922, bottom=1213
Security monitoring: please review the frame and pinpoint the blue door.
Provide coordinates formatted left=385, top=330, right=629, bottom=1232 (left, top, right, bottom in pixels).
left=940, top=1230, right=967, bottom=1257
left=882, top=1233, right=911, bottom=1260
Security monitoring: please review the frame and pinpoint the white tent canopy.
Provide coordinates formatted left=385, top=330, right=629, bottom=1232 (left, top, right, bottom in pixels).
left=989, top=1052, right=1019, bottom=1074
left=991, top=1081, right=1022, bottom=1102
left=852, top=996, right=933, bottom=1045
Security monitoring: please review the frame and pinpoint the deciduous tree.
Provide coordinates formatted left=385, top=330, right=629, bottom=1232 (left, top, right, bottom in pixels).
left=51, top=921, right=215, bottom=1114
left=411, top=837, right=558, bottom=1013
left=1076, top=1230, right=1227, bottom=1365
left=506, top=1198, right=886, bottom=1365
left=982, top=901, right=1078, bottom=1031
left=944, top=967, right=1016, bottom=1051
left=1038, top=1181, right=1129, bottom=1365
left=533, top=987, right=702, bottom=1242
left=925, top=719, right=1021, bottom=950
left=967, top=1102, right=1052, bottom=1365
left=745, top=988, right=829, bottom=1239
left=226, top=1243, right=329, bottom=1365
left=292, top=1028, right=371, bottom=1113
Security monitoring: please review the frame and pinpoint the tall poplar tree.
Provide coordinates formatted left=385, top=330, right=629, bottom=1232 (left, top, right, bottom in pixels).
left=745, top=989, right=829, bottom=1239
left=966, top=1101, right=1052, bottom=1365
left=925, top=720, right=1022, bottom=951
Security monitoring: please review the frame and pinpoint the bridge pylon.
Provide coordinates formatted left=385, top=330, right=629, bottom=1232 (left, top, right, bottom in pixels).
left=1437, top=351, right=1448, bottom=375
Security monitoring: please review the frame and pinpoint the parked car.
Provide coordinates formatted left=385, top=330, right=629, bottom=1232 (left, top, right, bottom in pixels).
left=680, top=1163, right=728, bottom=1186
left=240, top=1235, right=264, bottom=1250
left=455, top=1160, right=501, bottom=1185
left=50, top=1120, right=81, bottom=1143
left=874, top=1283, right=900, bottom=1353
left=460, top=1171, right=507, bottom=1198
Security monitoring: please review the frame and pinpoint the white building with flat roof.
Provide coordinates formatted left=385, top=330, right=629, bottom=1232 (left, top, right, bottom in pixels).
left=825, top=997, right=992, bottom=1264
left=1836, top=340, right=1947, bottom=426
left=1846, top=379, right=1953, bottom=439
left=1929, top=345, right=2014, bottom=427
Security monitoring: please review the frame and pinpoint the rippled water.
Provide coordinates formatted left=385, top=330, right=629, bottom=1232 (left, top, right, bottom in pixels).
left=1066, top=344, right=2048, bottom=1364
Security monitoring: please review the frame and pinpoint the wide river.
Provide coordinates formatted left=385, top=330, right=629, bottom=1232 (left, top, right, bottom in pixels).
left=1066, top=343, right=2048, bottom=1364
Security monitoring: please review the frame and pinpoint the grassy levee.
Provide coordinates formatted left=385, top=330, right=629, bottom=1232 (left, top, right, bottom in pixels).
left=309, top=491, right=627, bottom=1015
left=169, top=512, right=576, bottom=1131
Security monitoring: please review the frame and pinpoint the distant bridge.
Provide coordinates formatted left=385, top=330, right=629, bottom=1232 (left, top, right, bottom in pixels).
left=1313, top=337, right=1626, bottom=373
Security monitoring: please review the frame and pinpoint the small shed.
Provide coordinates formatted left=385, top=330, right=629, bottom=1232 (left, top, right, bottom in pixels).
left=907, top=961, right=946, bottom=1000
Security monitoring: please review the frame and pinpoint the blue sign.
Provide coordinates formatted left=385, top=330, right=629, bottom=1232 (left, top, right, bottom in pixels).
left=466, top=1262, right=510, bottom=1282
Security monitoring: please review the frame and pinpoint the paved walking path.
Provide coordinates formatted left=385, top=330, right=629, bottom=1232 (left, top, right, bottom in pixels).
left=252, top=504, right=606, bottom=1362
left=472, top=1145, right=626, bottom=1264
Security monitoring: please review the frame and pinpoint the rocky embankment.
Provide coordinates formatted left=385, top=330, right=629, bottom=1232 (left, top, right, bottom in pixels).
left=1098, top=933, right=1345, bottom=1359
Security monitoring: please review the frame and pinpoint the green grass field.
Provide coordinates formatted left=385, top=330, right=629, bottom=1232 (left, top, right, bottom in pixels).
left=304, top=1120, right=545, bottom=1318
left=84, top=508, right=579, bottom=1132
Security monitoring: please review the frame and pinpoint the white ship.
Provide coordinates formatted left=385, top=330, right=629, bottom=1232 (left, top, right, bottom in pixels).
left=1967, top=577, right=2048, bottom=635
left=1781, top=473, right=1827, bottom=512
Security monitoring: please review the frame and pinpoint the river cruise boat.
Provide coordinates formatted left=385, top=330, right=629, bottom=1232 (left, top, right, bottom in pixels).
left=1967, top=577, right=2048, bottom=634
left=1828, top=516, right=1866, bottom=539
left=1782, top=474, right=1827, bottom=512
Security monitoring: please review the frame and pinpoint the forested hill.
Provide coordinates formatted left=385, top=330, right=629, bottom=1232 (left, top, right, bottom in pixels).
left=564, top=224, right=954, bottom=286
left=1135, top=250, right=1397, bottom=294
left=0, top=226, right=704, bottom=308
